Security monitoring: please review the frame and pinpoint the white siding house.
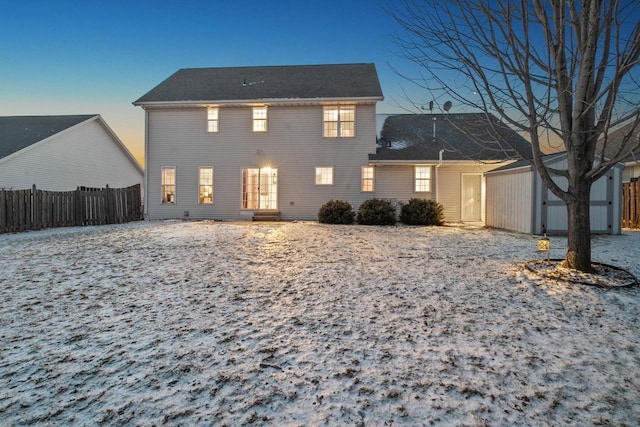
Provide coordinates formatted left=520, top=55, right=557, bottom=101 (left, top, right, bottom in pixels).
left=596, top=122, right=640, bottom=183
left=485, top=153, right=623, bottom=235
left=134, top=64, right=383, bottom=221
left=0, top=115, right=143, bottom=192
left=372, top=114, right=533, bottom=223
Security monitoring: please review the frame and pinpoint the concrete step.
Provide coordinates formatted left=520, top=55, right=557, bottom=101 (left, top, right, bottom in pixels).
left=252, top=211, right=281, bottom=221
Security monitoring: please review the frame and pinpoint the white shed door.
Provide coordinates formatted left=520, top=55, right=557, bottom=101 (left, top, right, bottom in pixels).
left=462, top=174, right=482, bottom=221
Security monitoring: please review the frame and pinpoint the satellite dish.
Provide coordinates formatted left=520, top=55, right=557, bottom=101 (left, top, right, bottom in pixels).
left=443, top=101, right=452, bottom=112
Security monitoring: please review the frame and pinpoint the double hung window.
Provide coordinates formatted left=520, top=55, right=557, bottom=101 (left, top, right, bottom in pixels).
left=252, top=107, right=267, bottom=132
left=315, top=167, right=334, bottom=185
left=199, top=167, right=214, bottom=204
left=161, top=167, right=176, bottom=204
left=323, top=106, right=355, bottom=138
left=415, top=166, right=431, bottom=192
left=361, top=166, right=374, bottom=192
left=207, top=108, right=219, bottom=133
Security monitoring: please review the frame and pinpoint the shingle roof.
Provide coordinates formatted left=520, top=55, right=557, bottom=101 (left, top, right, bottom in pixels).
left=371, top=113, right=533, bottom=162
left=134, top=63, right=383, bottom=104
left=596, top=121, right=640, bottom=163
left=0, top=115, right=96, bottom=160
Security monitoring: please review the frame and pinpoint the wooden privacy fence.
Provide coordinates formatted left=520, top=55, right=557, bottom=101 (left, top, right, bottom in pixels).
left=0, top=184, right=142, bottom=234
left=622, top=180, right=639, bottom=229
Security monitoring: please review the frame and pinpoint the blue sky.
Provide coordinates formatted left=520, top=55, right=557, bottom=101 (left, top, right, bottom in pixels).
left=1, top=0, right=424, bottom=166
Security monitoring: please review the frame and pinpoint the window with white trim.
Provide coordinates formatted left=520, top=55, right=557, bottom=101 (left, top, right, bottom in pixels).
left=252, top=107, right=267, bottom=132
left=207, top=108, right=219, bottom=133
left=415, top=166, right=431, bottom=192
left=361, top=166, right=374, bottom=192
left=323, top=106, right=355, bottom=137
left=161, top=166, right=176, bottom=204
left=199, top=167, right=213, bottom=204
left=315, top=167, right=334, bottom=185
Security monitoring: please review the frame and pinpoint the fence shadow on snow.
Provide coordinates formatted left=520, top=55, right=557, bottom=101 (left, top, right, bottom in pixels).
left=0, top=184, right=142, bottom=234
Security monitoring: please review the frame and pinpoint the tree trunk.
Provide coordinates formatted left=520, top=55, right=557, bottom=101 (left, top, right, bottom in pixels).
left=564, top=181, right=592, bottom=272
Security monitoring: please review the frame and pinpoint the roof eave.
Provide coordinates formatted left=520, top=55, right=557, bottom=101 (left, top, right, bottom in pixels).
left=133, top=96, right=384, bottom=108
left=368, top=159, right=514, bottom=166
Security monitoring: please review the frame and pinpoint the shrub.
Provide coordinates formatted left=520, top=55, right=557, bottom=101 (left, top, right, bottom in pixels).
left=318, top=199, right=355, bottom=224
left=357, top=199, right=396, bottom=225
left=400, top=198, right=444, bottom=226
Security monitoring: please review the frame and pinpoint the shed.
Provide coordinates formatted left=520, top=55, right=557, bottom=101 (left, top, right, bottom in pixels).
left=485, top=152, right=623, bottom=235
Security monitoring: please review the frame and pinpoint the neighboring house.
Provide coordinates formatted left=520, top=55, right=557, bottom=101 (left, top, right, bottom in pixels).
left=485, top=153, right=623, bottom=235
left=133, top=63, right=383, bottom=221
left=372, top=113, right=532, bottom=223
left=0, top=115, right=143, bottom=192
left=596, top=122, right=640, bottom=182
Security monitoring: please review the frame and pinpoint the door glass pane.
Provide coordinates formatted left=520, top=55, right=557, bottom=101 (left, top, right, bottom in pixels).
left=242, top=168, right=277, bottom=209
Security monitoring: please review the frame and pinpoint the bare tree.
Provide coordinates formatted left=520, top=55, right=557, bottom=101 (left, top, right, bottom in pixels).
left=388, top=0, right=640, bottom=272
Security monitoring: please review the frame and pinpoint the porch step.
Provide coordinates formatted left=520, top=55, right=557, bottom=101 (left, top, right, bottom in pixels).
left=252, top=211, right=281, bottom=222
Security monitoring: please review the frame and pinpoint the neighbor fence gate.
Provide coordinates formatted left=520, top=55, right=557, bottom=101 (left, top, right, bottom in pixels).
left=0, top=184, right=142, bottom=234
left=622, top=180, right=639, bottom=229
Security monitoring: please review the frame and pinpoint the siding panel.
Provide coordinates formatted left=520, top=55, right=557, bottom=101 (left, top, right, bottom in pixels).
left=146, top=104, right=378, bottom=220
left=0, top=120, right=143, bottom=192
left=485, top=169, right=533, bottom=233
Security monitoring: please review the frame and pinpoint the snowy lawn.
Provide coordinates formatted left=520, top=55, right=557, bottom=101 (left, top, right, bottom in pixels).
left=1, top=221, right=639, bottom=426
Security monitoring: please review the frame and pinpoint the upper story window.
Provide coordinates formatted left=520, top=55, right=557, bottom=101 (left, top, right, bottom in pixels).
left=161, top=166, right=176, bottom=204
left=207, top=108, right=219, bottom=133
left=361, top=166, right=374, bottom=192
left=323, top=106, right=355, bottom=138
left=315, top=167, right=334, bottom=185
left=252, top=107, right=267, bottom=132
left=415, top=166, right=431, bottom=192
left=199, top=167, right=214, bottom=204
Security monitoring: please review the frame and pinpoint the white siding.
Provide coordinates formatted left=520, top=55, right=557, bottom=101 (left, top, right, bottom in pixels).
left=0, top=118, right=143, bottom=192
left=485, top=169, right=534, bottom=233
left=486, top=154, right=623, bottom=235
left=439, top=164, right=504, bottom=222
left=372, top=162, right=505, bottom=223
left=373, top=165, right=430, bottom=203
left=145, top=104, right=378, bottom=220
left=623, top=162, right=640, bottom=182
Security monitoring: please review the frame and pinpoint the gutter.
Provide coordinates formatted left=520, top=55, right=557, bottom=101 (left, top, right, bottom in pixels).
left=133, top=96, right=384, bottom=108
left=435, top=149, right=444, bottom=204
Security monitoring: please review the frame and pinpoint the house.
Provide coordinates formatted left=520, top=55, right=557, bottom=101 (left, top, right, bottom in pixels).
left=133, top=63, right=383, bottom=221
left=485, top=153, right=623, bottom=235
left=372, top=113, right=532, bottom=223
left=596, top=122, right=640, bottom=182
left=0, top=115, right=143, bottom=192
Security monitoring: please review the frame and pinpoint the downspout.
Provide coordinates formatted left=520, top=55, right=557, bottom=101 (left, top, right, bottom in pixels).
left=435, top=149, right=444, bottom=203
left=143, top=108, right=149, bottom=219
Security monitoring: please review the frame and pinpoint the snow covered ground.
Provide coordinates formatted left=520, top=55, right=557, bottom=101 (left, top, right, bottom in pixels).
left=1, top=220, right=639, bottom=426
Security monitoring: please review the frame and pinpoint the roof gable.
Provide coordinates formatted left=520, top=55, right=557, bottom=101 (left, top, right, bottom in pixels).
left=371, top=113, right=533, bottom=162
left=0, top=115, right=96, bottom=160
left=596, top=121, right=640, bottom=163
left=134, top=63, right=383, bottom=104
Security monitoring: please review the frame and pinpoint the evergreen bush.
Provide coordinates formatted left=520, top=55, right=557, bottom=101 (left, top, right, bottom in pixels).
left=399, top=198, right=444, bottom=226
left=357, top=199, right=396, bottom=225
left=318, top=199, right=355, bottom=224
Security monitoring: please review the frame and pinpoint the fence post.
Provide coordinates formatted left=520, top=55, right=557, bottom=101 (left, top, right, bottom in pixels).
left=75, top=187, right=82, bottom=226
left=0, top=189, right=6, bottom=233
left=104, top=184, right=111, bottom=224
left=629, top=181, right=640, bottom=228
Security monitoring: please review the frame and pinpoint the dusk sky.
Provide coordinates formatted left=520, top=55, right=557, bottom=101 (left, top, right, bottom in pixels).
left=1, top=0, right=430, bottom=167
